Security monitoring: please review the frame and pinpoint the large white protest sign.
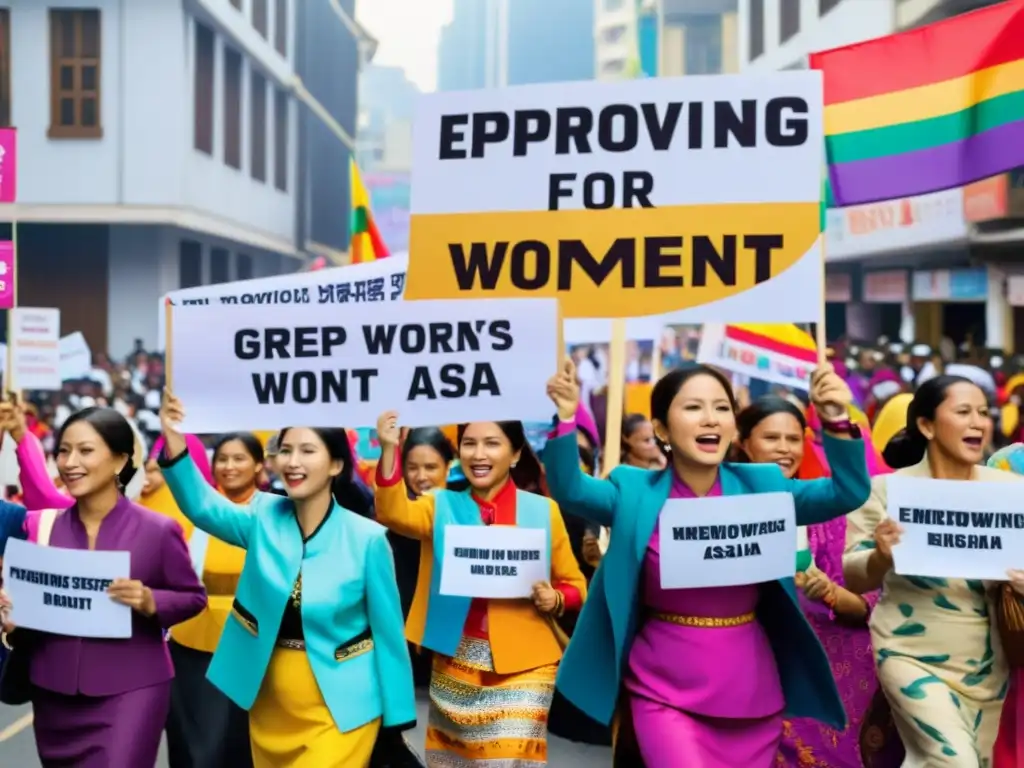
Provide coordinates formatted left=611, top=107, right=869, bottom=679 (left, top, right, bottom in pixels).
left=2, top=539, right=132, bottom=639
left=439, top=525, right=549, bottom=598
left=659, top=493, right=797, bottom=589
left=697, top=323, right=815, bottom=391
left=887, top=476, right=1024, bottom=580
left=160, top=254, right=661, bottom=346
left=404, top=72, right=824, bottom=323
left=8, top=308, right=61, bottom=390
left=171, top=298, right=558, bottom=432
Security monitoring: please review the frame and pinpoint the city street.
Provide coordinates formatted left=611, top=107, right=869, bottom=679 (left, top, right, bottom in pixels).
left=0, top=694, right=610, bottom=766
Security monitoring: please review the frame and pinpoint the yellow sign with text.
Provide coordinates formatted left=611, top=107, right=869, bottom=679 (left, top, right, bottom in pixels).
left=405, top=203, right=820, bottom=318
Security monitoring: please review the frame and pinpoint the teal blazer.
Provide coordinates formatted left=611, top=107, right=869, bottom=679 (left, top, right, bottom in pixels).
left=161, top=452, right=416, bottom=733
left=543, top=431, right=871, bottom=728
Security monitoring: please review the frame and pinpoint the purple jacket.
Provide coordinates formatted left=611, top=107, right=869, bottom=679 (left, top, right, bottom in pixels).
left=28, top=496, right=207, bottom=697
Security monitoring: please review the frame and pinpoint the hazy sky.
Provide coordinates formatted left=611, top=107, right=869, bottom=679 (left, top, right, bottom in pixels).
left=357, top=0, right=454, bottom=93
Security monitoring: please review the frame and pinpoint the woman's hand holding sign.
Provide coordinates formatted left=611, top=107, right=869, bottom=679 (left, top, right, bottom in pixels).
left=160, top=389, right=188, bottom=462
left=809, top=363, right=853, bottom=429
left=531, top=581, right=561, bottom=616
left=107, top=579, right=157, bottom=617
left=1, top=589, right=14, bottom=640
left=868, top=518, right=904, bottom=588
left=546, top=359, right=580, bottom=422
left=376, top=410, right=402, bottom=483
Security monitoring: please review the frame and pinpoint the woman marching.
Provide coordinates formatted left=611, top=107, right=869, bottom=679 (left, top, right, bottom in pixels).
left=1, top=407, right=207, bottom=766
left=845, top=375, right=1024, bottom=766
left=158, top=391, right=415, bottom=767
left=1, top=399, right=262, bottom=767
left=543, top=359, right=872, bottom=767
left=373, top=412, right=588, bottom=766
left=733, top=396, right=881, bottom=767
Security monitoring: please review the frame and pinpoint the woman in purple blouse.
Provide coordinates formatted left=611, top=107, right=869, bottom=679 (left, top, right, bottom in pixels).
left=0, top=408, right=206, bottom=767
left=735, top=396, right=885, bottom=767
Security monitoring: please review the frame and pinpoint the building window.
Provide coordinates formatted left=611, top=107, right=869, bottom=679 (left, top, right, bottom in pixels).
left=780, top=0, right=800, bottom=43
left=253, top=0, right=268, bottom=39
left=210, top=248, right=229, bottom=284
left=274, top=0, right=288, bottom=56
left=602, top=25, right=627, bottom=45
left=223, top=47, right=242, bottom=170
left=251, top=71, right=267, bottom=182
left=179, top=241, right=202, bottom=289
left=749, top=0, right=765, bottom=60
left=194, top=22, right=214, bottom=155
left=819, top=0, right=841, bottom=14
left=0, top=10, right=10, bottom=128
left=274, top=88, right=288, bottom=191
left=237, top=253, right=253, bottom=280
left=601, top=59, right=627, bottom=76
left=49, top=9, right=102, bottom=139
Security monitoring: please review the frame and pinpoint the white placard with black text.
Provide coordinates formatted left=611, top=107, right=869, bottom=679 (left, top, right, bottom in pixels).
left=161, top=253, right=662, bottom=346
left=9, top=308, right=61, bottom=391
left=887, top=475, right=1024, bottom=580
left=659, top=493, right=797, bottom=589
left=439, top=525, right=549, bottom=599
left=170, top=298, right=558, bottom=432
left=2, top=539, right=132, bottom=639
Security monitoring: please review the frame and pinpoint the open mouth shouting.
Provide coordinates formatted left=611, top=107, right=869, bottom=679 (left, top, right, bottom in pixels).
left=694, top=435, right=722, bottom=454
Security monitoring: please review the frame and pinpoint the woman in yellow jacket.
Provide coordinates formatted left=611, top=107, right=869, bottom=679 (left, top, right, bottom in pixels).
left=374, top=412, right=587, bottom=766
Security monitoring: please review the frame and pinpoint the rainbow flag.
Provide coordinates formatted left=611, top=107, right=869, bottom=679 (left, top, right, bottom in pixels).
left=811, top=0, right=1024, bottom=207
left=350, top=157, right=390, bottom=263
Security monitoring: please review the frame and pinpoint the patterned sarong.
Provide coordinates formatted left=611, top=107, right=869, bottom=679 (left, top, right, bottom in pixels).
left=426, top=636, right=556, bottom=767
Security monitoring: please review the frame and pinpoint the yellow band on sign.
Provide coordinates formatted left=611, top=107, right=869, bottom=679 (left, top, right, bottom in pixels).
left=405, top=203, right=820, bottom=318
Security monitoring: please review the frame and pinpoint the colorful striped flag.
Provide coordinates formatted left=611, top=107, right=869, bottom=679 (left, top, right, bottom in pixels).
left=350, top=157, right=390, bottom=263
left=812, top=0, right=1024, bottom=207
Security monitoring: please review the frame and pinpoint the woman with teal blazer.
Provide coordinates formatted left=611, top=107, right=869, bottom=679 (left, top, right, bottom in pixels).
left=158, top=391, right=415, bottom=767
left=543, top=360, right=871, bottom=767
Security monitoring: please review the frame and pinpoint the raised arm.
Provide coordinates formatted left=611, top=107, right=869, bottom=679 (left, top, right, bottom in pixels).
left=373, top=411, right=436, bottom=540
left=15, top=432, right=73, bottom=511
left=844, top=479, right=896, bottom=595
left=158, top=391, right=255, bottom=549
left=149, top=516, right=208, bottom=628
left=788, top=433, right=871, bottom=526
left=543, top=426, right=619, bottom=528
left=365, top=530, right=416, bottom=729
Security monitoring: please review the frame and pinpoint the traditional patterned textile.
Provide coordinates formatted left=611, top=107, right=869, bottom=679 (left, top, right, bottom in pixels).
left=426, top=636, right=556, bottom=767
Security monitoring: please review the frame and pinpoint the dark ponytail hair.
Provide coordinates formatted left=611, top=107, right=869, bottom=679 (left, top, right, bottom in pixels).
left=57, top=407, right=139, bottom=489
left=882, top=375, right=979, bottom=469
left=732, top=396, right=807, bottom=463
left=277, top=426, right=373, bottom=517
left=456, top=421, right=543, bottom=492
left=213, top=432, right=265, bottom=464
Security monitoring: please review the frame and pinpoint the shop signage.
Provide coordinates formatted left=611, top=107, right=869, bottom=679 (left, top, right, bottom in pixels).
left=1007, top=275, right=1024, bottom=308
left=912, top=268, right=988, bottom=303
left=825, top=273, right=852, bottom=302
left=826, top=188, right=967, bottom=261
left=862, top=270, right=908, bottom=303
left=1010, top=168, right=1024, bottom=218
left=963, top=176, right=1008, bottom=222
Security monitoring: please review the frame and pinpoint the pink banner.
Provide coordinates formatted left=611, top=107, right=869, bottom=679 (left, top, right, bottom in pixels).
left=0, top=128, right=16, bottom=204
left=0, top=241, right=13, bottom=310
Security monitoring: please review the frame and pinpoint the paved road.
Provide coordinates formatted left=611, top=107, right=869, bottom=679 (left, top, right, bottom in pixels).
left=0, top=695, right=610, bottom=766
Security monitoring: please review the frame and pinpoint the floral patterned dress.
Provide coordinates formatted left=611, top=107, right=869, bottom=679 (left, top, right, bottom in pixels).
left=845, top=463, right=1017, bottom=767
